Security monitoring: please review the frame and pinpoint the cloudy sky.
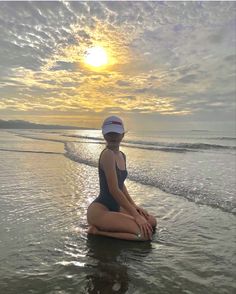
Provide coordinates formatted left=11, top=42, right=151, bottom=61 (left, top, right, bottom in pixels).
left=0, top=1, right=235, bottom=131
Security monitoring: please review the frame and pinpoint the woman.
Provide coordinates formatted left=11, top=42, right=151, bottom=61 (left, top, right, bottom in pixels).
left=87, top=116, right=157, bottom=241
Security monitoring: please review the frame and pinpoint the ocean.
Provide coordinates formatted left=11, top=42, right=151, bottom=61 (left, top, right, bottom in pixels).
left=0, top=128, right=235, bottom=294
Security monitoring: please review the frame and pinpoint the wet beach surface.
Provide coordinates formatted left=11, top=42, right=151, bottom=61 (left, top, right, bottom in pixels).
left=0, top=130, right=235, bottom=294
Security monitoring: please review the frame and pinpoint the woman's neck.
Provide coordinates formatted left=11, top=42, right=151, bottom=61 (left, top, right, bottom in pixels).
left=106, top=144, right=120, bottom=153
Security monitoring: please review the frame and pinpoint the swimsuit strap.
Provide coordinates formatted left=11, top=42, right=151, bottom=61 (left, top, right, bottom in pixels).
left=120, top=151, right=126, bottom=170
left=98, top=148, right=107, bottom=169
left=99, top=148, right=126, bottom=170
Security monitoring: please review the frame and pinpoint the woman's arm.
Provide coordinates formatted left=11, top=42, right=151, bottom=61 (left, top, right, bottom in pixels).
left=123, top=184, right=149, bottom=218
left=122, top=184, right=136, bottom=206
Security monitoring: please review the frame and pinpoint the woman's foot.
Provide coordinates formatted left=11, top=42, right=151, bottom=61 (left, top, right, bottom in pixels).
left=87, top=225, right=99, bottom=235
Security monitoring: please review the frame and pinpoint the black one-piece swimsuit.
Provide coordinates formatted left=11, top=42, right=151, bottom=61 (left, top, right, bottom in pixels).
left=92, top=149, right=128, bottom=212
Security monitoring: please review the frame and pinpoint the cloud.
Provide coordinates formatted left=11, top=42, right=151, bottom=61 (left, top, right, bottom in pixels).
left=50, top=61, right=77, bottom=71
left=177, top=74, right=198, bottom=84
left=120, top=95, right=136, bottom=100
left=0, top=1, right=235, bottom=127
left=224, top=54, right=236, bottom=63
left=116, top=80, right=131, bottom=87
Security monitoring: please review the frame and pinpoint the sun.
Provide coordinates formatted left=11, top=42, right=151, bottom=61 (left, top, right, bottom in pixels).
left=84, top=46, right=108, bottom=67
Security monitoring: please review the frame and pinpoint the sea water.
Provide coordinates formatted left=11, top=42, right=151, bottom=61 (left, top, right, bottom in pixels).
left=0, top=129, right=235, bottom=294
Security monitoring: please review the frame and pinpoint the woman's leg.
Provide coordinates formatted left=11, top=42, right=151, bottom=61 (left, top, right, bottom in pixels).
left=95, top=211, right=151, bottom=240
left=88, top=225, right=143, bottom=241
left=87, top=203, right=150, bottom=241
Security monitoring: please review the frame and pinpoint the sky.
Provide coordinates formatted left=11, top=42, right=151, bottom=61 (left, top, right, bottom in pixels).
left=0, top=1, right=235, bottom=132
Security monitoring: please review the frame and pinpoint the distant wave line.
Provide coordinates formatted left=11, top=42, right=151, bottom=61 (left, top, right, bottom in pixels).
left=207, top=137, right=236, bottom=141
left=63, top=134, right=236, bottom=151
left=10, top=133, right=189, bottom=153
left=10, top=132, right=236, bottom=153
left=11, top=132, right=66, bottom=144
left=0, top=148, right=63, bottom=155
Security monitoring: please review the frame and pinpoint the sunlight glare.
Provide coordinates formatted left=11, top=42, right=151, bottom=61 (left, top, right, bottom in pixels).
left=84, top=46, right=108, bottom=67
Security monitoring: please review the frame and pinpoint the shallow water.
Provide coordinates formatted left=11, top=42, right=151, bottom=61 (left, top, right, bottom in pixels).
left=0, top=130, right=235, bottom=294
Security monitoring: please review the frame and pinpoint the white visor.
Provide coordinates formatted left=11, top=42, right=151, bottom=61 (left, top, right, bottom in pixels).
left=102, top=116, right=125, bottom=135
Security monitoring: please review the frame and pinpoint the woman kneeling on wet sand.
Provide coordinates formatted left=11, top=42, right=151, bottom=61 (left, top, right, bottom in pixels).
left=87, top=116, right=157, bottom=241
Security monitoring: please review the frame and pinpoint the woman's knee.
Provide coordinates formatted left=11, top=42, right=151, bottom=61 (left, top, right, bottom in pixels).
left=147, top=214, right=157, bottom=228
left=140, top=234, right=151, bottom=241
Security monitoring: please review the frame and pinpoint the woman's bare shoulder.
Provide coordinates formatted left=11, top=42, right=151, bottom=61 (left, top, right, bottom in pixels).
left=100, top=149, right=115, bottom=166
left=101, top=148, right=113, bottom=157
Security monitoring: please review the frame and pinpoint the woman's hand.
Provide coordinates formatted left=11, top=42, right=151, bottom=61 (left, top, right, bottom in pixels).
left=135, top=206, right=149, bottom=219
left=134, top=215, right=153, bottom=240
